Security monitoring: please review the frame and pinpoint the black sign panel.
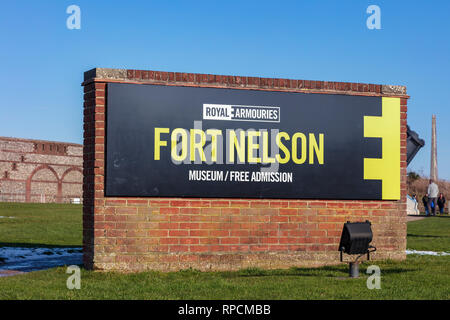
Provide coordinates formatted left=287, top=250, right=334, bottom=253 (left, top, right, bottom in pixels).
left=105, top=82, right=397, bottom=200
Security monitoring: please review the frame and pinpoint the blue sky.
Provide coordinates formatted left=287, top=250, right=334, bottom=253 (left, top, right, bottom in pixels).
left=0, top=0, right=449, bottom=179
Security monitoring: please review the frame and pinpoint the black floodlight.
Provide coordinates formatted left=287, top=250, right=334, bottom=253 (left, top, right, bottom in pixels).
left=339, top=220, right=376, bottom=278
left=406, top=125, right=425, bottom=165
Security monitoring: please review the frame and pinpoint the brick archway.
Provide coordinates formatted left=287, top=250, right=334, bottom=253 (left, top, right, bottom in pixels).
left=61, top=166, right=83, bottom=180
left=61, top=167, right=83, bottom=202
left=26, top=165, right=60, bottom=202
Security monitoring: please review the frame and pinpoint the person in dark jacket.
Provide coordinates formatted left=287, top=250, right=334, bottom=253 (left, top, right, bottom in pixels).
left=437, top=193, right=446, bottom=214
left=422, top=194, right=429, bottom=216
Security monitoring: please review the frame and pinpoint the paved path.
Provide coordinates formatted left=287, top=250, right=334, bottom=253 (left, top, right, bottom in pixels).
left=407, top=215, right=426, bottom=222
left=0, top=270, right=25, bottom=277
left=0, top=247, right=82, bottom=277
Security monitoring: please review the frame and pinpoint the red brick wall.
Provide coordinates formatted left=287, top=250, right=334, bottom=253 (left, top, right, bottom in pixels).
left=0, top=137, right=83, bottom=203
left=82, top=68, right=408, bottom=272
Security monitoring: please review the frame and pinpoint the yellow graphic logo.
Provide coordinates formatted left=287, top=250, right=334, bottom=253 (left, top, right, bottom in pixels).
left=364, top=97, right=400, bottom=200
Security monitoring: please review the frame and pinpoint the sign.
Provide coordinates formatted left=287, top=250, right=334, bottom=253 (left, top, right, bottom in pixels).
left=105, top=83, right=400, bottom=200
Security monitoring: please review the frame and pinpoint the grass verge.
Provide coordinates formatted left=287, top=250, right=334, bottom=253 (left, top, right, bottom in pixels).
left=407, top=216, right=450, bottom=252
left=0, top=255, right=448, bottom=299
left=0, top=203, right=448, bottom=299
left=0, top=202, right=81, bottom=247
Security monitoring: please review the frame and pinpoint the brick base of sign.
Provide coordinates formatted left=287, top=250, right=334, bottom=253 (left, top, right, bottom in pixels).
left=82, top=68, right=408, bottom=272
left=84, top=198, right=406, bottom=272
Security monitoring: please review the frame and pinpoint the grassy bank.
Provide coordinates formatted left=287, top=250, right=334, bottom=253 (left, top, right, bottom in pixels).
left=0, top=203, right=449, bottom=300
left=407, top=216, right=450, bottom=252
left=0, top=202, right=81, bottom=247
left=0, top=255, right=448, bottom=300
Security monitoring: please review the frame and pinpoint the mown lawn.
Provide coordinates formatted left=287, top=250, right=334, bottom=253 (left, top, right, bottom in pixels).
left=0, top=255, right=448, bottom=300
left=407, top=216, right=450, bottom=252
left=0, top=202, right=81, bottom=247
left=0, top=203, right=449, bottom=300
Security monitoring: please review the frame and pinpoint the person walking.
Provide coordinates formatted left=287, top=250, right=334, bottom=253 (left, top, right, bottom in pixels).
left=427, top=179, right=439, bottom=216
left=437, top=193, right=446, bottom=214
left=412, top=194, right=418, bottom=212
left=422, top=194, right=429, bottom=216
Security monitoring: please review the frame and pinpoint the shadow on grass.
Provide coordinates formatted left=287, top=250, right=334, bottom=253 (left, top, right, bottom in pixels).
left=234, top=264, right=418, bottom=278
left=407, top=234, right=447, bottom=238
left=423, top=215, right=450, bottom=219
left=0, top=242, right=81, bottom=248
left=411, top=214, right=449, bottom=218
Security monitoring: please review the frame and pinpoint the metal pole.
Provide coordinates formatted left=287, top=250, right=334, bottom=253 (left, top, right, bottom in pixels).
left=349, top=262, right=359, bottom=278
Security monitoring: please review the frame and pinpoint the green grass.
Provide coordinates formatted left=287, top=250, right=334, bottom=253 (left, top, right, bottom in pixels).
left=0, top=256, right=448, bottom=299
left=0, top=203, right=449, bottom=300
left=407, top=216, right=450, bottom=252
left=0, top=202, right=81, bottom=247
